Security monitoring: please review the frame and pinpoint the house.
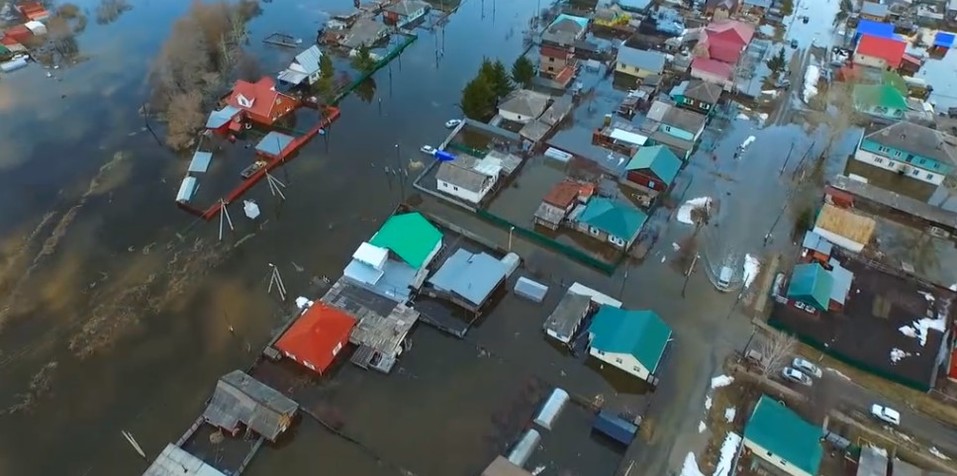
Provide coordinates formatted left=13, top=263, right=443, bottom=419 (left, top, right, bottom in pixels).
left=813, top=203, right=876, bottom=253
left=853, top=83, right=907, bottom=120
left=542, top=14, right=589, bottom=47
left=498, top=89, right=550, bottom=124
left=659, top=104, right=708, bottom=144
left=740, top=0, right=771, bottom=18
left=854, top=35, right=907, bottom=70
left=343, top=213, right=443, bottom=302
left=254, top=131, right=297, bottom=159
left=742, top=395, right=823, bottom=476
left=383, top=0, right=430, bottom=26
left=16, top=2, right=50, bottom=21
left=427, top=249, right=507, bottom=311
left=341, top=17, right=389, bottom=49
left=202, top=370, right=299, bottom=442
left=786, top=262, right=835, bottom=312
left=274, top=302, right=357, bottom=375
left=534, top=180, right=594, bottom=229
left=853, top=20, right=896, bottom=44
left=225, top=77, right=298, bottom=126
left=861, top=1, right=890, bottom=21
left=704, top=0, right=739, bottom=20
left=690, top=57, right=736, bottom=90
left=482, top=456, right=533, bottom=476
left=540, top=14, right=588, bottom=82
left=436, top=156, right=500, bottom=204
left=615, top=46, right=666, bottom=83
left=851, top=121, right=957, bottom=186
left=694, top=20, right=755, bottom=64
left=544, top=289, right=596, bottom=344
left=278, top=45, right=323, bottom=87
left=573, top=197, right=648, bottom=248
left=624, top=145, right=682, bottom=197
left=669, top=79, right=723, bottom=114
left=143, top=444, right=226, bottom=476
left=587, top=306, right=672, bottom=383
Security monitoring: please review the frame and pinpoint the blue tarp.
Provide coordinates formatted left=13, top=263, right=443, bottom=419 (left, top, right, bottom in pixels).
left=188, top=151, right=212, bottom=173
left=854, top=20, right=896, bottom=43
left=255, top=131, right=295, bottom=157
left=592, top=411, right=638, bottom=446
left=934, top=31, right=955, bottom=49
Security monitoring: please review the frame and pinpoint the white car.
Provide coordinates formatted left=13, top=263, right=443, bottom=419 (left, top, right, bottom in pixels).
left=445, top=119, right=462, bottom=129
left=871, top=404, right=901, bottom=426
left=791, top=357, right=822, bottom=378
left=781, top=367, right=812, bottom=386
left=420, top=145, right=437, bottom=155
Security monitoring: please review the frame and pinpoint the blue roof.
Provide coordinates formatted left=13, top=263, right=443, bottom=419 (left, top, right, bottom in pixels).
left=855, top=20, right=895, bottom=41
left=669, top=80, right=689, bottom=98
left=593, top=411, right=638, bottom=445
left=427, top=249, right=507, bottom=306
left=550, top=13, right=589, bottom=30
left=578, top=198, right=647, bottom=241
left=626, top=145, right=681, bottom=185
left=588, top=306, right=672, bottom=371
left=205, top=105, right=240, bottom=128
left=935, top=31, right=955, bottom=48
left=255, top=131, right=296, bottom=156
left=188, top=151, right=213, bottom=173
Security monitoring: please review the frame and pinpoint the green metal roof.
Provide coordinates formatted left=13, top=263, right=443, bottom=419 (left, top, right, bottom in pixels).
left=369, top=212, right=442, bottom=268
left=786, top=263, right=834, bottom=311
left=578, top=198, right=647, bottom=242
left=853, top=83, right=907, bottom=110
left=744, top=395, right=823, bottom=476
left=626, top=145, right=682, bottom=185
left=588, top=306, right=672, bottom=372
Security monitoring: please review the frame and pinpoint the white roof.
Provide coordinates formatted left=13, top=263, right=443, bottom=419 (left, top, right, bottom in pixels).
left=143, top=444, right=226, bottom=476
left=176, top=176, right=197, bottom=203
left=608, top=128, right=648, bottom=146
left=473, top=160, right=503, bottom=177
left=568, top=282, right=623, bottom=308
left=353, top=242, right=388, bottom=269
left=24, top=20, right=46, bottom=34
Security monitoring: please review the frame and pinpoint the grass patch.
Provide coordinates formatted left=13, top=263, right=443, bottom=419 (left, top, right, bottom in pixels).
left=699, top=379, right=759, bottom=474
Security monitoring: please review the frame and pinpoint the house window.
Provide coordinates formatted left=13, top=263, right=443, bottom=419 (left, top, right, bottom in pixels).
left=547, top=66, right=554, bottom=72
left=588, top=226, right=601, bottom=237
left=453, top=186, right=459, bottom=191
left=912, top=169, right=920, bottom=176
left=662, top=125, right=672, bottom=132
left=633, top=366, right=640, bottom=372
left=648, top=180, right=656, bottom=188
left=702, top=104, right=711, bottom=110
left=615, top=357, right=623, bottom=364
left=874, top=157, right=883, bottom=164
left=893, top=150, right=902, bottom=157
left=927, top=173, right=934, bottom=179
left=917, top=157, right=925, bottom=165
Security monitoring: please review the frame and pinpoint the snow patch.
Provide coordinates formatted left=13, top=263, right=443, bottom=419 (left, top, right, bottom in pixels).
left=682, top=452, right=706, bottom=476
left=736, top=113, right=750, bottom=120
left=743, top=254, right=761, bottom=289
left=931, top=447, right=951, bottom=460
left=713, top=432, right=742, bottom=476
left=825, top=368, right=850, bottom=380
left=899, top=325, right=917, bottom=338
left=739, top=135, right=756, bottom=150
left=711, top=375, right=734, bottom=388
left=677, top=197, right=712, bottom=225
left=901, top=316, right=947, bottom=346
left=949, top=283, right=956, bottom=292
left=673, top=242, right=681, bottom=251
left=890, top=348, right=912, bottom=363
left=724, top=407, right=736, bottom=423
left=705, top=396, right=713, bottom=410
left=699, top=421, right=707, bottom=433
left=918, top=291, right=935, bottom=303
left=803, top=62, right=820, bottom=103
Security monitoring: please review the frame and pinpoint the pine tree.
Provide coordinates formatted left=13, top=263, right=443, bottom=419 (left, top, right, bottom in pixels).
left=511, top=56, right=535, bottom=87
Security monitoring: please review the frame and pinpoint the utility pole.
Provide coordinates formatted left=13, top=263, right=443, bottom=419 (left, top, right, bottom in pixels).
left=779, top=140, right=796, bottom=175
left=394, top=144, right=405, bottom=202
left=681, top=253, right=698, bottom=298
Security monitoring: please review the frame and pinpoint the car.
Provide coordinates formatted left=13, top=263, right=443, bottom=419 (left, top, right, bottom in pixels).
left=790, top=39, right=798, bottom=49
left=871, top=404, right=901, bottom=426
left=791, top=357, right=822, bottom=378
left=445, top=119, right=462, bottom=129
left=781, top=367, right=812, bottom=386
left=715, top=265, right=734, bottom=292
left=420, top=145, right=437, bottom=155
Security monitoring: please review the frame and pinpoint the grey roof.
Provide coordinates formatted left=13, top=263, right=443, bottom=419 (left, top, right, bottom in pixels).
left=662, top=106, right=707, bottom=133
left=542, top=19, right=583, bottom=45
left=616, top=46, right=666, bottom=73
left=706, top=0, right=739, bottom=10
left=143, top=444, right=225, bottom=476
left=861, top=1, right=889, bottom=17
left=829, top=174, right=957, bottom=232
left=743, top=0, right=772, bottom=8
left=428, top=249, right=507, bottom=306
left=540, top=95, right=574, bottom=126
left=202, top=370, right=299, bottom=441
left=520, top=120, right=551, bottom=142
left=384, top=0, right=429, bottom=16
left=865, top=121, right=957, bottom=167
left=801, top=230, right=834, bottom=256
left=342, top=18, right=388, bottom=49
left=293, top=45, right=323, bottom=74
left=856, top=446, right=889, bottom=476
left=436, top=160, right=489, bottom=192
left=499, top=89, right=550, bottom=118
left=543, top=291, right=592, bottom=342
left=684, top=79, right=723, bottom=104
left=646, top=100, right=671, bottom=123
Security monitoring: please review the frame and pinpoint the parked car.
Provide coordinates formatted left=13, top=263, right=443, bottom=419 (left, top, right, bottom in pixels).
left=871, top=404, right=901, bottom=426
left=781, top=367, right=812, bottom=386
left=790, top=39, right=798, bottom=49
left=791, top=357, right=822, bottom=378
left=420, top=145, right=437, bottom=155
left=715, top=265, right=734, bottom=292
left=445, top=119, right=462, bottom=129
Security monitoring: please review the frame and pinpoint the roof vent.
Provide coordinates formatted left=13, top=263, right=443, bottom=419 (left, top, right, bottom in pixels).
left=237, top=94, right=255, bottom=109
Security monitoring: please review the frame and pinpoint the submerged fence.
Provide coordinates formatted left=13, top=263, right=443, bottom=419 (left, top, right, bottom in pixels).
left=332, top=33, right=418, bottom=105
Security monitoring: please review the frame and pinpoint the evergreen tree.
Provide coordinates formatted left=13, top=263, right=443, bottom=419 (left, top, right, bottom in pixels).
left=460, top=76, right=495, bottom=120
left=511, top=56, right=535, bottom=87
left=351, top=44, right=376, bottom=73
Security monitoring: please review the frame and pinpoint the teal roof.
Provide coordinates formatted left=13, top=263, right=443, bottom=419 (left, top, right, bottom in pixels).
left=369, top=212, right=442, bottom=268
left=744, top=395, right=823, bottom=476
left=578, top=198, right=647, bottom=241
left=589, top=306, right=672, bottom=372
left=550, top=13, right=589, bottom=30
left=786, top=263, right=834, bottom=311
left=626, top=145, right=682, bottom=185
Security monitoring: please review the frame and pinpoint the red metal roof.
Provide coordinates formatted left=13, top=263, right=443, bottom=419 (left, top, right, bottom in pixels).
left=543, top=180, right=583, bottom=207
left=691, top=57, right=734, bottom=80
left=949, top=346, right=957, bottom=380
left=705, top=20, right=754, bottom=45
left=706, top=36, right=745, bottom=63
left=855, top=35, right=906, bottom=68
left=275, top=302, right=357, bottom=374
left=226, top=77, right=293, bottom=121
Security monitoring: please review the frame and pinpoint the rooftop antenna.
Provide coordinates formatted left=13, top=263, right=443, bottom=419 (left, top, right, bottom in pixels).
left=265, top=171, right=287, bottom=200
left=267, top=263, right=287, bottom=301
left=218, top=199, right=234, bottom=241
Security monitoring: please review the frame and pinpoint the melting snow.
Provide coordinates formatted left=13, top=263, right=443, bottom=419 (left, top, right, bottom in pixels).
left=739, top=136, right=756, bottom=150
left=699, top=421, right=707, bottom=433
left=803, top=62, right=820, bottom=103
left=743, top=254, right=761, bottom=289
left=950, top=283, right=956, bottom=292
left=705, top=396, right=713, bottom=410
left=931, top=447, right=951, bottom=460
left=724, top=407, right=736, bottom=423
left=677, top=197, right=712, bottom=225
left=736, top=113, right=750, bottom=120
left=899, top=326, right=917, bottom=338
left=900, top=316, right=947, bottom=346
left=714, top=432, right=742, bottom=476
left=682, top=453, right=705, bottom=476
left=673, top=242, right=681, bottom=251
left=711, top=375, right=734, bottom=388
left=918, top=291, right=935, bottom=303
left=890, top=348, right=912, bottom=363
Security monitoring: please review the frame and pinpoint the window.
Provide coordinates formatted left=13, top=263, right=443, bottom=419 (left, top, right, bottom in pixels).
left=547, top=66, right=554, bottom=72
left=874, top=157, right=883, bottom=164
left=893, top=150, right=902, bottom=157
left=662, top=125, right=672, bottom=132
left=633, top=366, right=640, bottom=372
left=912, top=169, right=920, bottom=176
left=453, top=186, right=459, bottom=191
left=927, top=173, right=934, bottom=179
left=615, top=357, right=623, bottom=364
left=648, top=180, right=656, bottom=188
left=548, top=56, right=555, bottom=62
left=703, top=104, right=710, bottom=110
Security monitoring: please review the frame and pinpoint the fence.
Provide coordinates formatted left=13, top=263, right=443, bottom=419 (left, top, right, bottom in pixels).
left=331, top=33, right=418, bottom=105
left=446, top=141, right=488, bottom=158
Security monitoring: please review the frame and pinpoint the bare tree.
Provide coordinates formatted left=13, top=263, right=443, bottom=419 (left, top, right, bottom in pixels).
left=755, top=330, right=797, bottom=378
left=165, top=91, right=206, bottom=150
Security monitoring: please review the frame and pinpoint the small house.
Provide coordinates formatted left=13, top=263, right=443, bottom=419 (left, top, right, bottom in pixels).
left=543, top=291, right=593, bottom=344
left=786, top=262, right=835, bottom=312
left=812, top=203, right=876, bottom=253
left=669, top=79, right=723, bottom=114
left=498, top=89, right=550, bottom=124
left=703, top=0, right=739, bottom=20
left=436, top=157, right=500, bottom=204
left=588, top=306, right=672, bottom=383
left=852, top=83, right=907, bottom=120
left=278, top=45, right=323, bottom=87
left=853, top=35, right=906, bottom=70
left=615, top=46, right=666, bottom=83
left=341, top=17, right=389, bottom=49
left=742, top=395, right=823, bottom=476
left=624, top=145, right=682, bottom=197
left=427, top=249, right=507, bottom=312
left=202, top=370, right=299, bottom=442
left=225, top=77, right=298, bottom=126
left=254, top=131, right=297, bottom=159
left=534, top=180, right=594, bottom=230
left=383, top=0, right=430, bottom=26
left=860, top=1, right=890, bottom=21
left=205, top=105, right=242, bottom=134
left=800, top=230, right=833, bottom=264
left=275, top=302, right=357, bottom=375
left=573, top=197, right=647, bottom=249
left=482, top=456, right=532, bottom=476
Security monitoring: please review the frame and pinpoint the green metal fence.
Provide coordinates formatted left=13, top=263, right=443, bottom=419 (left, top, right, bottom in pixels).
left=331, top=33, right=418, bottom=105
left=475, top=209, right=619, bottom=275
left=445, top=141, right=488, bottom=158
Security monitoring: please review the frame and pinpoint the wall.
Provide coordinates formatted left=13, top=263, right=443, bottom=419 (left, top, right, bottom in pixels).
left=742, top=439, right=813, bottom=476
left=624, top=169, right=665, bottom=194
left=852, top=53, right=888, bottom=69
left=411, top=239, right=444, bottom=289
left=437, top=179, right=486, bottom=203
left=589, top=348, right=650, bottom=380
left=690, top=68, right=733, bottom=91
left=615, top=63, right=654, bottom=79
left=659, top=123, right=698, bottom=142
left=853, top=149, right=945, bottom=185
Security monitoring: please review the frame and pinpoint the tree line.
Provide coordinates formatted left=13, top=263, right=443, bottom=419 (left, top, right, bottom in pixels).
left=460, top=55, right=535, bottom=120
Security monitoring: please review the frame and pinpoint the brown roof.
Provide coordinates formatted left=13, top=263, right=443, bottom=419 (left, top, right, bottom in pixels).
left=543, top=180, right=584, bottom=207
left=482, top=456, right=533, bottom=476
left=814, top=203, right=877, bottom=245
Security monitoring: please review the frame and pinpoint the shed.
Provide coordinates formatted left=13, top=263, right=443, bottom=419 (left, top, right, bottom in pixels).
left=801, top=230, right=833, bottom=260
left=188, top=151, right=213, bottom=174
left=786, top=263, right=834, bottom=312
left=743, top=395, right=823, bottom=476
left=482, top=456, right=533, bottom=476
left=427, top=249, right=507, bottom=308
left=515, top=277, right=549, bottom=303
left=533, top=388, right=569, bottom=430
left=857, top=445, right=889, bottom=476
left=813, top=203, right=876, bottom=253
left=142, top=444, right=226, bottom=476
left=274, top=302, right=357, bottom=374
left=592, top=411, right=638, bottom=446
left=861, top=1, right=889, bottom=19
left=507, top=429, right=541, bottom=467
left=205, top=105, right=241, bottom=130
left=255, top=131, right=296, bottom=158
left=625, top=145, right=682, bottom=190
left=543, top=291, right=592, bottom=343
left=176, top=177, right=198, bottom=203
left=202, top=370, right=299, bottom=441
